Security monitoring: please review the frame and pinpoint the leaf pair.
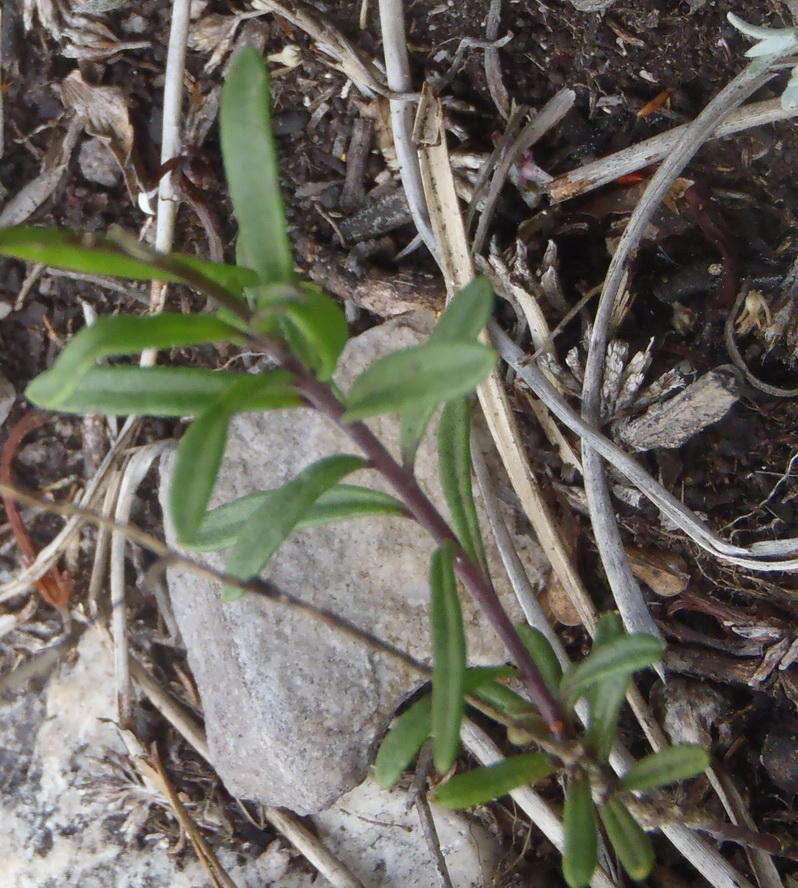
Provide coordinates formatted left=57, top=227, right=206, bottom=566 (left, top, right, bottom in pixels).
left=25, top=313, right=244, bottom=411
left=563, top=740, right=708, bottom=888
left=376, top=541, right=549, bottom=788
left=512, top=611, right=663, bottom=761
left=172, top=419, right=407, bottom=599
left=563, top=775, right=655, bottom=888
left=561, top=748, right=708, bottom=888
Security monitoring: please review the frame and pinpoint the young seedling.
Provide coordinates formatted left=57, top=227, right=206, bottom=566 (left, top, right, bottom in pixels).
left=0, top=47, right=711, bottom=886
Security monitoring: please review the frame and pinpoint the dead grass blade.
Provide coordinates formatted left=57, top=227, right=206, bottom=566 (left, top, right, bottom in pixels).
left=149, top=743, right=238, bottom=888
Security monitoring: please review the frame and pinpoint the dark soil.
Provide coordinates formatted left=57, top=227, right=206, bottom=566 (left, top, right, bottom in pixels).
left=2, top=0, right=798, bottom=883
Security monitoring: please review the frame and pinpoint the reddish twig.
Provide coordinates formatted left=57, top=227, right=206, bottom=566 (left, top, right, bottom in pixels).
left=0, top=410, right=72, bottom=619
left=684, top=183, right=739, bottom=309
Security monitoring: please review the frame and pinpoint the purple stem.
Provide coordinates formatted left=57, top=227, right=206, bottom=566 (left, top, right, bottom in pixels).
left=284, top=353, right=567, bottom=736
left=144, top=256, right=567, bottom=734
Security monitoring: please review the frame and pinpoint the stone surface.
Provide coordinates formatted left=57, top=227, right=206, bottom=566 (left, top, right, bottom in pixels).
left=309, top=776, right=500, bottom=887
left=0, top=629, right=211, bottom=886
left=0, top=628, right=338, bottom=887
left=160, top=313, right=544, bottom=814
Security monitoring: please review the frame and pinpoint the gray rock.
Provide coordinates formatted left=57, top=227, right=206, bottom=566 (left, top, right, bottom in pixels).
left=309, top=775, right=500, bottom=887
left=0, top=629, right=216, bottom=886
left=0, top=628, right=307, bottom=887
left=160, top=313, right=543, bottom=814
left=78, top=138, right=120, bottom=188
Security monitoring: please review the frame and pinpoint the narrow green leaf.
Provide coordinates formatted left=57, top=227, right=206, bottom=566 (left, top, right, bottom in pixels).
left=516, top=625, right=563, bottom=696
left=0, top=226, right=259, bottom=295
left=463, top=666, right=516, bottom=691
left=432, top=753, right=554, bottom=810
left=599, top=797, right=654, bottom=882
left=563, top=775, right=598, bottom=888
left=430, top=541, right=466, bottom=774
left=471, top=679, right=538, bottom=721
left=373, top=695, right=432, bottom=790
left=221, top=47, right=294, bottom=289
left=224, top=455, right=366, bottom=597
left=437, top=398, right=486, bottom=568
left=398, top=278, right=495, bottom=469
left=188, top=483, right=407, bottom=551
left=343, top=341, right=496, bottom=422
left=561, top=634, right=664, bottom=705
left=434, top=277, right=494, bottom=341
left=278, top=285, right=347, bottom=380
left=170, top=403, right=232, bottom=544
left=399, top=404, right=436, bottom=471
left=594, top=611, right=623, bottom=641
left=584, top=612, right=627, bottom=762
left=372, top=666, right=517, bottom=791
left=26, top=314, right=241, bottom=409
left=297, top=484, right=405, bottom=528
left=620, top=745, right=709, bottom=792
left=169, top=373, right=298, bottom=543
left=37, top=366, right=300, bottom=416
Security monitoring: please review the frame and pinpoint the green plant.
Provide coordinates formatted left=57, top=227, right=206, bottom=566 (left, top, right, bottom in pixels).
left=0, top=47, right=710, bottom=886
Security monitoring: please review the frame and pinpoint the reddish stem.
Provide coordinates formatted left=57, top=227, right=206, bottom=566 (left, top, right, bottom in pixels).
left=1, top=411, right=72, bottom=619
left=285, top=355, right=567, bottom=736
left=134, top=254, right=569, bottom=735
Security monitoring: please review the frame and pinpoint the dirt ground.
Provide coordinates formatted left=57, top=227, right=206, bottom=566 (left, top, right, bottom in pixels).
left=2, top=0, right=798, bottom=884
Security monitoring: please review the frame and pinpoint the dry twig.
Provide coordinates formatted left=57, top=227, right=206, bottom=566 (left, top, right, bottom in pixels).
left=148, top=0, right=192, bottom=321
left=472, top=89, right=574, bottom=255
left=412, top=742, right=455, bottom=888
left=547, top=98, right=798, bottom=202
left=484, top=0, right=510, bottom=119
left=579, top=57, right=785, bottom=658
left=490, top=324, right=798, bottom=571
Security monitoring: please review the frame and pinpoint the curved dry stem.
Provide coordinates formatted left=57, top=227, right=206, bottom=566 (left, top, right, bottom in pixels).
left=376, top=0, right=438, bottom=255
left=110, top=442, right=173, bottom=727
left=0, top=415, right=139, bottom=601
left=579, top=57, right=778, bottom=641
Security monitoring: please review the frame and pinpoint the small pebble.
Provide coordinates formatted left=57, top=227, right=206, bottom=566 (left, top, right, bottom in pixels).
left=122, top=14, right=148, bottom=34
left=78, top=138, right=121, bottom=189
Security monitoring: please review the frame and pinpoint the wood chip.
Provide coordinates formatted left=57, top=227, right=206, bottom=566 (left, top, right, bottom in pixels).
left=626, top=546, right=689, bottom=598
left=338, top=187, right=411, bottom=243
left=618, top=365, right=741, bottom=451
left=340, top=117, right=373, bottom=212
